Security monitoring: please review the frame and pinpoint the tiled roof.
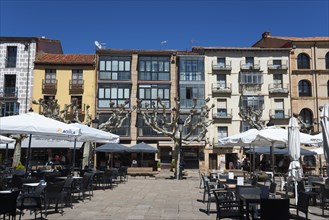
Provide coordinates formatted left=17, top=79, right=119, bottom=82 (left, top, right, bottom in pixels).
left=35, top=53, right=95, bottom=65
left=268, top=36, right=329, bottom=42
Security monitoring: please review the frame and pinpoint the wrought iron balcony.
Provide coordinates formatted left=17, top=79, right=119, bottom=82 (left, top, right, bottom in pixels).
left=267, top=60, right=288, bottom=70
left=212, top=108, right=232, bottom=119
left=69, top=80, right=84, bottom=94
left=212, top=83, right=232, bottom=94
left=268, top=83, right=289, bottom=94
left=0, top=87, right=18, bottom=99
left=240, top=84, right=262, bottom=95
left=212, top=60, right=232, bottom=71
left=240, top=60, right=260, bottom=70
left=42, top=79, right=57, bottom=94
left=269, top=109, right=290, bottom=119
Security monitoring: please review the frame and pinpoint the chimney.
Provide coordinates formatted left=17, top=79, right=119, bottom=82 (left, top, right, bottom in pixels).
left=262, top=32, right=270, bottom=38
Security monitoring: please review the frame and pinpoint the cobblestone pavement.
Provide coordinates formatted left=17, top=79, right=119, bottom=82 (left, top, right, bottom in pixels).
left=20, top=170, right=329, bottom=220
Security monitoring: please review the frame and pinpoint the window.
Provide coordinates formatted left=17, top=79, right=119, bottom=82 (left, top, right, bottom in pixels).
left=137, top=114, right=169, bottom=137
left=6, top=46, right=17, bottom=68
left=241, top=96, right=264, bottom=110
left=138, top=84, right=170, bottom=108
left=218, top=127, right=228, bottom=139
left=180, top=84, right=205, bottom=108
left=45, top=69, right=56, bottom=84
left=326, top=52, right=329, bottom=69
left=0, top=102, right=19, bottom=116
left=246, top=57, right=254, bottom=68
left=240, top=72, right=263, bottom=84
left=4, top=75, right=16, bottom=97
left=217, top=99, right=227, bottom=116
left=299, top=108, right=313, bottom=127
left=99, top=56, right=131, bottom=80
left=217, top=74, right=226, bottom=88
left=217, top=58, right=226, bottom=68
left=99, top=113, right=130, bottom=137
left=98, top=84, right=131, bottom=108
left=274, top=99, right=284, bottom=118
left=179, top=56, right=204, bottom=81
left=272, top=59, right=282, bottom=68
left=71, top=96, right=82, bottom=110
left=298, top=80, right=312, bottom=97
left=72, top=69, right=83, bottom=85
left=138, top=56, right=170, bottom=80
left=297, top=53, right=310, bottom=69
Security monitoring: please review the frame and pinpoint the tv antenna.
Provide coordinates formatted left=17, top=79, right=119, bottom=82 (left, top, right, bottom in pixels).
left=94, top=41, right=106, bottom=49
left=160, top=40, right=168, bottom=49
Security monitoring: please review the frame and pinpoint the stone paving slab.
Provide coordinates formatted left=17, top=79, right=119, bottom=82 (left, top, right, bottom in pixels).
left=19, top=170, right=329, bottom=220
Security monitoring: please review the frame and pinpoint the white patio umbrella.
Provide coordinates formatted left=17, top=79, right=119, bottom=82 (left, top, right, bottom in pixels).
left=0, top=135, right=15, bottom=165
left=0, top=135, right=15, bottom=144
left=0, top=112, right=81, bottom=171
left=320, top=104, right=329, bottom=177
left=287, top=116, right=303, bottom=204
left=70, top=123, right=120, bottom=168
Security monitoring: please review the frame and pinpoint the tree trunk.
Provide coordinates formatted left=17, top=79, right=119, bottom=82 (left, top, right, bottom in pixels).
left=12, top=141, right=22, bottom=168
left=82, top=142, right=91, bottom=168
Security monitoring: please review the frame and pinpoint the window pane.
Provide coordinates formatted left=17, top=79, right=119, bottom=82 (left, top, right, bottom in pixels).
left=111, top=88, right=117, bottom=98
left=99, top=88, right=104, bottom=98
left=125, top=61, right=130, bottom=71
left=140, top=88, right=145, bottom=99
left=112, top=60, right=118, bottom=71
left=118, top=88, right=123, bottom=98
left=151, top=88, right=157, bottom=99
left=119, top=61, right=124, bottom=71
left=100, top=61, right=105, bottom=71
left=124, top=88, right=129, bottom=98
left=105, top=88, right=111, bottom=98
left=106, top=61, right=111, bottom=71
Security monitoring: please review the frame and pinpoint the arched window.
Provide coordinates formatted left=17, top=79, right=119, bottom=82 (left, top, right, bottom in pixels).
left=326, top=52, right=329, bottom=69
left=297, top=53, right=310, bottom=69
left=298, top=80, right=312, bottom=96
left=299, top=108, right=313, bottom=128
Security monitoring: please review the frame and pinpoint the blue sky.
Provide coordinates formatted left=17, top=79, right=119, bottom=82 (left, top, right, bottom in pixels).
left=1, top=0, right=328, bottom=54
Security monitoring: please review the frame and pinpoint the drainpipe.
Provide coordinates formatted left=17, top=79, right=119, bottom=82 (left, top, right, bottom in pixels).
left=25, top=42, right=31, bottom=113
left=313, top=43, right=319, bottom=132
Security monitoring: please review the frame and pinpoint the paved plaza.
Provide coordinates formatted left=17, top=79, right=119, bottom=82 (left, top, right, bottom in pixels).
left=20, top=170, right=329, bottom=220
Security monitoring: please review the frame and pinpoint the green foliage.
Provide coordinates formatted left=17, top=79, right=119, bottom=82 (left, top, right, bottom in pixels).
left=15, top=161, right=26, bottom=170
left=171, top=159, right=176, bottom=169
left=157, top=160, right=161, bottom=168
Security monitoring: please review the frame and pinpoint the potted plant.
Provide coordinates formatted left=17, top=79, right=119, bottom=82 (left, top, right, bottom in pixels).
left=157, top=160, right=161, bottom=171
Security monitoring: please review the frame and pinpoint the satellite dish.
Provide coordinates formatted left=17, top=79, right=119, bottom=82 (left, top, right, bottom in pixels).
left=94, top=41, right=102, bottom=49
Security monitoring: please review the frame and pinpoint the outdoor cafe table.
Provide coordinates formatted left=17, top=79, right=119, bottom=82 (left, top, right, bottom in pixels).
left=23, top=182, right=46, bottom=193
left=238, top=194, right=261, bottom=220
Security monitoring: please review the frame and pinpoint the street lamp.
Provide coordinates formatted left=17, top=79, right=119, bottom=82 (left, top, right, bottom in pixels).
left=178, top=118, right=184, bottom=180
left=90, top=117, right=100, bottom=168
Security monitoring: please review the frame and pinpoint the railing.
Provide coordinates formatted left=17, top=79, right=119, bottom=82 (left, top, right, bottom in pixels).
left=268, top=83, right=289, bottom=94
left=269, top=109, right=291, bottom=119
left=240, top=84, right=262, bottom=94
left=212, top=60, right=232, bottom=71
left=267, top=60, right=288, bottom=70
left=240, top=60, right=260, bottom=70
left=212, top=83, right=232, bottom=93
left=180, top=99, right=205, bottom=109
left=0, top=87, right=18, bottom=98
left=69, top=80, right=84, bottom=94
left=213, top=108, right=233, bottom=119
left=42, top=79, right=57, bottom=94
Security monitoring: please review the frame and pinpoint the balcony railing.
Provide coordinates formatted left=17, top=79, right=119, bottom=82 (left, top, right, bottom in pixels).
left=213, top=108, right=232, bottom=119
left=268, top=83, right=289, bottom=94
left=212, top=60, right=232, bottom=71
left=69, top=80, right=84, bottom=94
left=269, top=109, right=290, bottom=119
left=267, top=60, right=288, bottom=70
left=240, top=60, right=260, bottom=70
left=0, top=87, right=18, bottom=99
left=240, top=84, right=262, bottom=94
left=212, top=83, right=232, bottom=94
left=42, top=79, right=57, bottom=94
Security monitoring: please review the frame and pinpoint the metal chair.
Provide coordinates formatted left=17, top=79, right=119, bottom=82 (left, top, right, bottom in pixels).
left=320, top=184, right=329, bottom=216
left=213, top=191, right=243, bottom=220
left=289, top=192, right=311, bottom=219
left=0, top=190, right=20, bottom=220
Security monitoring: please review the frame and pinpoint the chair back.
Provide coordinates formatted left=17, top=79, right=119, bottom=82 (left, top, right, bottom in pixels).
left=0, top=190, right=20, bottom=216
left=297, top=192, right=310, bottom=215
left=236, top=185, right=261, bottom=198
left=259, top=185, right=270, bottom=199
left=45, top=180, right=65, bottom=194
left=320, top=184, right=329, bottom=199
left=260, top=198, right=289, bottom=220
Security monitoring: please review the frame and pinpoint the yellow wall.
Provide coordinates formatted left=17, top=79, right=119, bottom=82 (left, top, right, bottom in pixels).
left=32, top=65, right=96, bottom=121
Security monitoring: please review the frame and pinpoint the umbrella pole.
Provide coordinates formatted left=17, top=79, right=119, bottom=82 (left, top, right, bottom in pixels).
left=249, top=145, right=252, bottom=173
left=141, top=152, right=144, bottom=167
left=73, top=138, right=77, bottom=170
left=253, top=145, right=255, bottom=173
left=5, top=143, right=8, bottom=167
left=25, top=134, right=32, bottom=177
